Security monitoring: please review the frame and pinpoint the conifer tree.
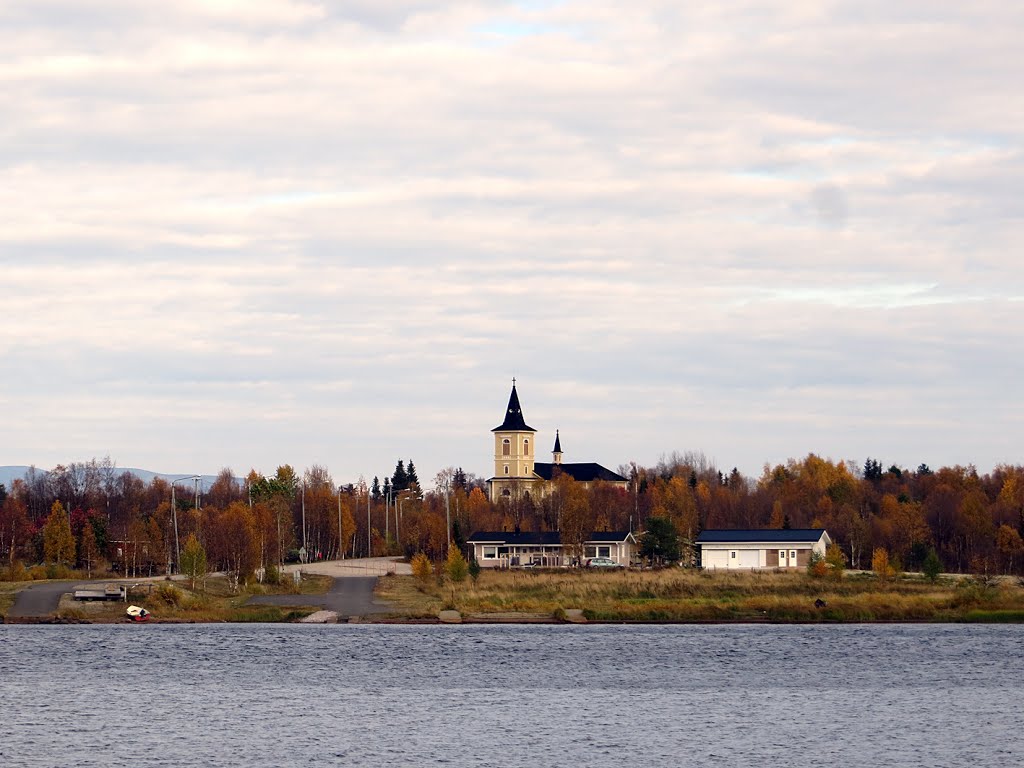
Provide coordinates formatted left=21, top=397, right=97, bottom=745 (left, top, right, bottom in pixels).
left=407, top=460, right=420, bottom=490
left=392, top=460, right=408, bottom=492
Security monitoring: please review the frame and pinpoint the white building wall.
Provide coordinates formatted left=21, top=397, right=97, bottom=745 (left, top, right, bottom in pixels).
left=701, top=534, right=831, bottom=570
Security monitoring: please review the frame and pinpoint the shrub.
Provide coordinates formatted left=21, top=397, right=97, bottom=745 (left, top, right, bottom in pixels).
left=1, top=561, right=29, bottom=582
left=156, top=583, right=183, bottom=607
left=468, top=557, right=481, bottom=585
left=411, top=552, right=433, bottom=585
left=807, top=551, right=828, bottom=579
left=264, top=564, right=281, bottom=585
left=825, top=544, right=847, bottom=580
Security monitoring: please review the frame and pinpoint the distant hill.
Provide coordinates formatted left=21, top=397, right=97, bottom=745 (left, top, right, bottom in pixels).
left=0, top=465, right=225, bottom=490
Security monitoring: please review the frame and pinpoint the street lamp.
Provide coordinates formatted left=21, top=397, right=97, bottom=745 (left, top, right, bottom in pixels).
left=169, top=474, right=201, bottom=573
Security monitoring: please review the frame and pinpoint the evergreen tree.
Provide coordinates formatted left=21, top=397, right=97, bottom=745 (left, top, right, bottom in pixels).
left=452, top=519, right=466, bottom=555
left=639, top=516, right=680, bottom=565
left=392, top=460, right=408, bottom=492
left=453, top=467, right=467, bottom=492
left=922, top=548, right=942, bottom=582
left=383, top=477, right=392, bottom=499
left=407, top=460, right=420, bottom=490
left=371, top=476, right=382, bottom=500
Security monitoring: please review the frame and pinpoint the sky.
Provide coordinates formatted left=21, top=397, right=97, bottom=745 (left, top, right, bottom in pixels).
left=2, top=0, right=1022, bottom=488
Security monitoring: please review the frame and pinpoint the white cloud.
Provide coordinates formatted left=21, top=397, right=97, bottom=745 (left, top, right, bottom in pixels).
left=1, top=1, right=1022, bottom=481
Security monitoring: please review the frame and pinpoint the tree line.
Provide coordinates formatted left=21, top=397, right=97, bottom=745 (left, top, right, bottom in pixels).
left=1, top=452, right=1023, bottom=579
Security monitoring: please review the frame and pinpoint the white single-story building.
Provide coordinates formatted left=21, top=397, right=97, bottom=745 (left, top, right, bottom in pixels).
left=467, top=530, right=637, bottom=568
left=696, top=529, right=832, bottom=570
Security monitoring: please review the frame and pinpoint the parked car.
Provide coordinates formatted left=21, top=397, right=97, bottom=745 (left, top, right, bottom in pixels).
left=586, top=557, right=623, bottom=568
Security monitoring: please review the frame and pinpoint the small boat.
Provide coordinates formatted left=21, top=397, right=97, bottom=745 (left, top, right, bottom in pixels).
left=126, top=605, right=150, bottom=622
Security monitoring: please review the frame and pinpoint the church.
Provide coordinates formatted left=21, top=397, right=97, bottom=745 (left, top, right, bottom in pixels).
left=486, top=380, right=628, bottom=502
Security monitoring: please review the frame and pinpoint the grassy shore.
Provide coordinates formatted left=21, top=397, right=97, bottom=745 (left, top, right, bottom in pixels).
left=376, top=568, right=1024, bottom=623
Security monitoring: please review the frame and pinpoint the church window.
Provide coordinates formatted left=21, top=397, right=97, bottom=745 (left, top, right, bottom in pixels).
left=504, top=465, right=509, bottom=475
left=524, top=439, right=529, bottom=455
left=502, top=439, right=510, bottom=456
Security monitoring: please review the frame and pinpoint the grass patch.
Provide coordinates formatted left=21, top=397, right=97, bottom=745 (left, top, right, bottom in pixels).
left=374, top=567, right=1024, bottom=623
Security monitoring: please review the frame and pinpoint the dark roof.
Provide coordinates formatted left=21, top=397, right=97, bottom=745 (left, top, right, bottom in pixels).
left=492, top=382, right=536, bottom=432
left=553, top=430, right=562, bottom=453
left=695, top=529, right=828, bottom=544
left=533, top=462, right=627, bottom=483
left=467, top=530, right=633, bottom=545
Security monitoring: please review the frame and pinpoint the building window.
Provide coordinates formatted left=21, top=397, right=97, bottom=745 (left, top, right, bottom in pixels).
left=502, top=438, right=510, bottom=456
left=504, top=465, right=509, bottom=475
left=482, top=546, right=498, bottom=559
left=502, top=489, right=510, bottom=497
left=731, top=551, right=736, bottom=559
left=598, top=546, right=610, bottom=558
left=790, top=550, right=796, bottom=560
left=524, top=439, right=529, bottom=455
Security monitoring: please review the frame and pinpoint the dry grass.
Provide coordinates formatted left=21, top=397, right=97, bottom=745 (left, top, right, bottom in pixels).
left=49, top=574, right=332, bottom=623
left=376, top=568, right=1024, bottom=622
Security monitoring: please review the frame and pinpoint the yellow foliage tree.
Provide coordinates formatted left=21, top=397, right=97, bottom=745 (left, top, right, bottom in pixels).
left=445, top=546, right=468, bottom=583
left=871, top=547, right=895, bottom=579
left=43, top=501, right=75, bottom=567
left=411, top=552, right=433, bottom=584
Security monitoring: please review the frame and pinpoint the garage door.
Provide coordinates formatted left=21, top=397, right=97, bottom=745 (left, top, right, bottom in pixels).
left=737, top=549, right=759, bottom=568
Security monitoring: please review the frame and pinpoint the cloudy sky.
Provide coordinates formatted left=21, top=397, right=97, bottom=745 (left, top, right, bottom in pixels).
left=2, top=0, right=1022, bottom=487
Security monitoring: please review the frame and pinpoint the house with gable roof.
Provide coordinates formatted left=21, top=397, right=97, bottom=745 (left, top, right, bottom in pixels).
left=696, top=529, right=832, bottom=569
left=466, top=529, right=637, bottom=569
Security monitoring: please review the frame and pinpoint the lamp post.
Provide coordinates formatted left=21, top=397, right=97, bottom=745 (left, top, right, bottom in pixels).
left=169, top=474, right=201, bottom=573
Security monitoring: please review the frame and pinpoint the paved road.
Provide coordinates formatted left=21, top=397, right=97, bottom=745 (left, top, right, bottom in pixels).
left=6, top=558, right=406, bottom=619
left=8, top=581, right=74, bottom=617
left=247, top=576, right=394, bottom=617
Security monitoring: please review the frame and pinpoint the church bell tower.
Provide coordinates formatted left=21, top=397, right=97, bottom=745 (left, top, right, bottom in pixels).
left=489, top=379, right=537, bottom=501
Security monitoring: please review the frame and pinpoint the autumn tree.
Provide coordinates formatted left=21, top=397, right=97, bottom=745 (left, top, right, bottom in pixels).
left=0, top=496, right=32, bottom=565
left=411, top=552, right=432, bottom=584
left=180, top=533, right=208, bottom=590
left=871, top=547, right=895, bottom=579
left=79, top=521, right=99, bottom=578
left=555, top=476, right=590, bottom=567
left=445, top=545, right=468, bottom=583
left=43, top=501, right=75, bottom=566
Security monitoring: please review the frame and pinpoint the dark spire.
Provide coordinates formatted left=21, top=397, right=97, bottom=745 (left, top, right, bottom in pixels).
left=492, top=379, right=536, bottom=432
left=553, top=430, right=562, bottom=453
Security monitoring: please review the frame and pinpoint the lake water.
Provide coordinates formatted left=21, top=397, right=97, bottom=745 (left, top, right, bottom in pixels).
left=1, top=624, right=1021, bottom=767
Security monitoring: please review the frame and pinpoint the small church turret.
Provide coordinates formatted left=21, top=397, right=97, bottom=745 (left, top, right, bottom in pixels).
left=552, top=430, right=563, bottom=465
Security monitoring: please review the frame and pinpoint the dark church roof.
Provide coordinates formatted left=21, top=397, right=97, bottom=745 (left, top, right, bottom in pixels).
left=492, top=382, right=536, bottom=432
left=533, top=462, right=627, bottom=483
